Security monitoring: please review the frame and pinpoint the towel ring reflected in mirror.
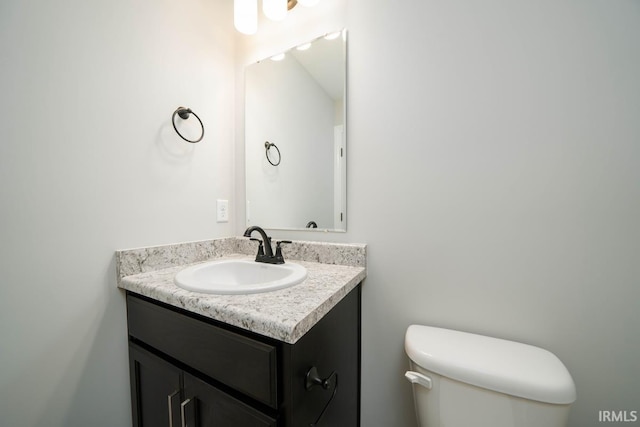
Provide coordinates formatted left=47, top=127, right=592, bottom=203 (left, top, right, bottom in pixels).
left=265, top=141, right=281, bottom=166
left=172, top=107, right=204, bottom=143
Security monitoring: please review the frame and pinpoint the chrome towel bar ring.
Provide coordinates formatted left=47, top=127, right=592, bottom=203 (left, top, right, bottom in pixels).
left=172, top=107, right=204, bottom=143
left=265, top=141, right=281, bottom=166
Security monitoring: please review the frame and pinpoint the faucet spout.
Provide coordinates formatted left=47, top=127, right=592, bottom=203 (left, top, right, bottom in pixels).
left=243, top=226, right=274, bottom=258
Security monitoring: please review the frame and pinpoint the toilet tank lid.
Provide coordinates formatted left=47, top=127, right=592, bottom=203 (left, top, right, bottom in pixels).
left=404, top=325, right=576, bottom=405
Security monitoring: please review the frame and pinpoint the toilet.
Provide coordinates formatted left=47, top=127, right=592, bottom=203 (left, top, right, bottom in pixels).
left=404, top=325, right=576, bottom=427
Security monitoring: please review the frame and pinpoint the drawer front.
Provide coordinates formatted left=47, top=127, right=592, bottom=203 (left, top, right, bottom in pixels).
left=127, top=294, right=278, bottom=408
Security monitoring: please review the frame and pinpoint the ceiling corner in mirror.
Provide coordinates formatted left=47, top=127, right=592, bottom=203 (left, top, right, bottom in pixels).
left=245, top=29, right=348, bottom=232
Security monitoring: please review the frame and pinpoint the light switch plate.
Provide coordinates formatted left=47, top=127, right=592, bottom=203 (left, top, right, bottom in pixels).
left=216, top=199, right=229, bottom=222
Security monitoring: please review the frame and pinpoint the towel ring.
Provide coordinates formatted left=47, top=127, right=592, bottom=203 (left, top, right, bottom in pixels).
left=265, top=141, right=281, bottom=166
left=172, top=107, right=204, bottom=143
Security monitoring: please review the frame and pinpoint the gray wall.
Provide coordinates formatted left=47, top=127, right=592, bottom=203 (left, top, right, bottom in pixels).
left=0, top=0, right=235, bottom=426
left=351, top=1, right=640, bottom=426
left=260, top=1, right=640, bottom=427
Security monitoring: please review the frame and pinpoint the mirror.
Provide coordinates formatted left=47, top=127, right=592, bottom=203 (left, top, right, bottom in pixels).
left=245, top=30, right=347, bottom=232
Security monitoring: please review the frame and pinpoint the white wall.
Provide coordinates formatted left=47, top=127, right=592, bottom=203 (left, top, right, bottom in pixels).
left=244, top=1, right=640, bottom=427
left=0, top=0, right=235, bottom=426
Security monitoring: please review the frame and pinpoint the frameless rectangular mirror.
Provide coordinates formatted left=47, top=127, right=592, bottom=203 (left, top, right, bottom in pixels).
left=245, top=29, right=347, bottom=232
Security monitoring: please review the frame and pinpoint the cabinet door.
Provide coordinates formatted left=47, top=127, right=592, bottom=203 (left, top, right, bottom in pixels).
left=289, top=286, right=361, bottom=427
left=129, top=343, right=182, bottom=427
left=183, top=372, right=277, bottom=427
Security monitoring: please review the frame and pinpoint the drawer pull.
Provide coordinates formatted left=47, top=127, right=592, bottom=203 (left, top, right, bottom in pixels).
left=305, top=366, right=338, bottom=427
left=167, top=391, right=180, bottom=427
left=180, top=398, right=193, bottom=427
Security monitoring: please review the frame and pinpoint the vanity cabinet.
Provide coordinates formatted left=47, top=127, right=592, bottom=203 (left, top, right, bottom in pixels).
left=129, top=343, right=276, bottom=427
left=126, top=285, right=361, bottom=427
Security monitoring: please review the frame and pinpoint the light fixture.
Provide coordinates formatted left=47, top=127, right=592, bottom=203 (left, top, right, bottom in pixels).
left=270, top=53, right=286, bottom=61
left=296, top=42, right=312, bottom=51
left=234, top=0, right=320, bottom=34
left=297, top=0, right=320, bottom=6
left=234, top=0, right=258, bottom=35
left=263, top=0, right=287, bottom=21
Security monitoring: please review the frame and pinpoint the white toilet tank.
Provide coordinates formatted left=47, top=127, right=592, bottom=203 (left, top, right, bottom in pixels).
left=404, top=325, right=576, bottom=427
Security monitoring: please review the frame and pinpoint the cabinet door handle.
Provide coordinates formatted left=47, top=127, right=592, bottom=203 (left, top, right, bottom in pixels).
left=305, top=367, right=338, bottom=427
left=180, top=398, right=193, bottom=427
left=167, top=391, right=180, bottom=427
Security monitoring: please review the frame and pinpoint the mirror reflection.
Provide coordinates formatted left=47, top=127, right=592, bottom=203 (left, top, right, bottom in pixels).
left=245, top=30, right=347, bottom=232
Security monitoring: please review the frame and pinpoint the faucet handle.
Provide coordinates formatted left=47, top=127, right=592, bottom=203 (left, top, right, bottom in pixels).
left=274, top=240, right=292, bottom=263
left=249, top=238, right=265, bottom=257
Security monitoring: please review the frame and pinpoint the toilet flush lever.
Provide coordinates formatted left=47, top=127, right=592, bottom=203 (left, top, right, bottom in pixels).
left=405, top=371, right=432, bottom=390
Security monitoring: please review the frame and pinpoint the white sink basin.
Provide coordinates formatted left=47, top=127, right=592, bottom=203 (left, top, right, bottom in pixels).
left=174, top=259, right=307, bottom=295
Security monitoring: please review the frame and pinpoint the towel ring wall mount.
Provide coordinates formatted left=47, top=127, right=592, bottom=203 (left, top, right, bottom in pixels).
left=172, top=107, right=204, bottom=143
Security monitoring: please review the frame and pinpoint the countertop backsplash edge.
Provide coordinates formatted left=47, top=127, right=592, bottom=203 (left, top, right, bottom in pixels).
left=116, top=236, right=367, bottom=283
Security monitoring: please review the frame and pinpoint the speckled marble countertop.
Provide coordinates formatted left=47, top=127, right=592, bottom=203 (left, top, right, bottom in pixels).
left=116, top=237, right=366, bottom=344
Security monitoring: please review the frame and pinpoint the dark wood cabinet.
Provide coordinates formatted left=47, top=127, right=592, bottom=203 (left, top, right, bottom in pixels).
left=129, top=343, right=182, bottom=427
left=129, top=343, right=276, bottom=427
left=126, top=284, right=361, bottom=427
left=182, top=371, right=276, bottom=427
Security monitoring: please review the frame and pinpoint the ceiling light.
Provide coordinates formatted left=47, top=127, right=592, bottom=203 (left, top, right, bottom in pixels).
left=263, top=0, right=287, bottom=21
left=296, top=42, right=312, bottom=51
left=234, top=0, right=320, bottom=34
left=298, top=0, right=320, bottom=6
left=270, top=53, right=286, bottom=61
left=234, top=0, right=257, bottom=35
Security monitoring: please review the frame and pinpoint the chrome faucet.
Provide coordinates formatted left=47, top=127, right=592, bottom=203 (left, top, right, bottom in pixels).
left=243, top=226, right=291, bottom=264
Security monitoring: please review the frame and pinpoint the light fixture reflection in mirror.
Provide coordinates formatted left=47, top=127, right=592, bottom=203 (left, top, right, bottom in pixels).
left=245, top=30, right=347, bottom=232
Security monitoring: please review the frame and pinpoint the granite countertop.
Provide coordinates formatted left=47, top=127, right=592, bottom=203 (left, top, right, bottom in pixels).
left=116, top=237, right=366, bottom=344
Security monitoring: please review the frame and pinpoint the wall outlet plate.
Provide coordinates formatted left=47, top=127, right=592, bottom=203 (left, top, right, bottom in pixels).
left=217, top=199, right=229, bottom=222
